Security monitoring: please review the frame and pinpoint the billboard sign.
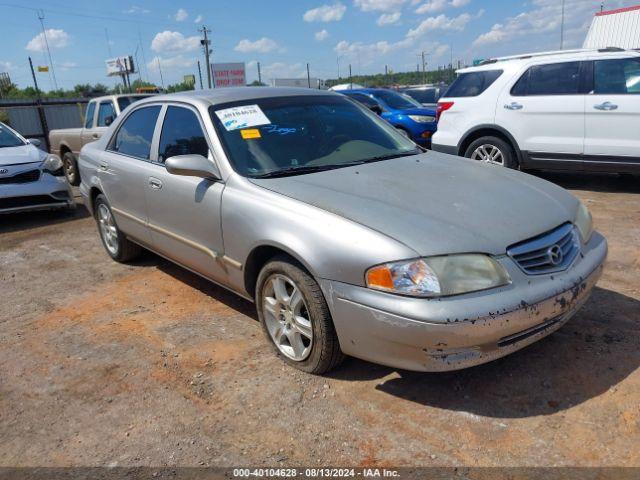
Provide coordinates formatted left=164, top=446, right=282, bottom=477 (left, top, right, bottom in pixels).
left=183, top=74, right=196, bottom=86
left=106, top=56, right=135, bottom=77
left=212, top=62, right=246, bottom=88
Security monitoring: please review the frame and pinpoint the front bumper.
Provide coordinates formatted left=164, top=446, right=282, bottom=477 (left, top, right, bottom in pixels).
left=321, top=231, right=607, bottom=372
left=0, top=172, right=74, bottom=214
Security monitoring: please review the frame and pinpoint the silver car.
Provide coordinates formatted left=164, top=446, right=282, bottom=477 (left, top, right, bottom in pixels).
left=0, top=122, right=74, bottom=214
left=78, top=88, right=607, bottom=374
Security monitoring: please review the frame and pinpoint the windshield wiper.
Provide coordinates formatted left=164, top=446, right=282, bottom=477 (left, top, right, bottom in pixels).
left=351, top=149, right=422, bottom=165
left=253, top=164, right=345, bottom=179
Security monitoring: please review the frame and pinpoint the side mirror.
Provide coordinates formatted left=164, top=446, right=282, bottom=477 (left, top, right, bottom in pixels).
left=165, top=154, right=220, bottom=180
left=28, top=138, right=42, bottom=147
left=369, top=104, right=383, bottom=115
left=104, top=116, right=114, bottom=126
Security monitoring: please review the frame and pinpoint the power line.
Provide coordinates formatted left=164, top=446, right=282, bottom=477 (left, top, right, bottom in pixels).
left=37, top=9, right=58, bottom=90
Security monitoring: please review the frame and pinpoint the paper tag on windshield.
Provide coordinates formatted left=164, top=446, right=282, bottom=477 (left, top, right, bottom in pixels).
left=215, top=105, right=271, bottom=131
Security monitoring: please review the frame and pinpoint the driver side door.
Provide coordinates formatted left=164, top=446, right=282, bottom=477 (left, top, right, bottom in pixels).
left=144, top=104, right=228, bottom=284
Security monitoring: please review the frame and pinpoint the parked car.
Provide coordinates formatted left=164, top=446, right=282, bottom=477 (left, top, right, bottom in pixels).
left=341, top=88, right=437, bottom=147
left=432, top=48, right=640, bottom=173
left=0, top=122, right=74, bottom=214
left=399, top=84, right=448, bottom=108
left=78, top=87, right=606, bottom=374
left=49, top=94, right=152, bottom=186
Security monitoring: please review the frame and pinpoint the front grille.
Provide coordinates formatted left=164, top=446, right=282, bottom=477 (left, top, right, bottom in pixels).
left=0, top=169, right=41, bottom=185
left=0, top=195, right=60, bottom=210
left=507, top=223, right=580, bottom=275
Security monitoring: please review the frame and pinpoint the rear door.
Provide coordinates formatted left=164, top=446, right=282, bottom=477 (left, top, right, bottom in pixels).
left=584, top=56, right=640, bottom=172
left=495, top=61, right=586, bottom=169
left=86, top=100, right=115, bottom=146
left=144, top=104, right=227, bottom=283
left=99, top=105, right=162, bottom=246
left=79, top=101, right=97, bottom=149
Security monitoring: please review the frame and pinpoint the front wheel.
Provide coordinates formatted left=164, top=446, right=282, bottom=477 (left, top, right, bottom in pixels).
left=62, top=152, right=80, bottom=186
left=256, top=256, right=344, bottom=374
left=94, top=194, right=141, bottom=263
left=464, top=136, right=518, bottom=169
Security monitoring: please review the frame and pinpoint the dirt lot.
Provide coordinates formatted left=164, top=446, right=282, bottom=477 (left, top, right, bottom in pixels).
left=1, top=172, right=639, bottom=468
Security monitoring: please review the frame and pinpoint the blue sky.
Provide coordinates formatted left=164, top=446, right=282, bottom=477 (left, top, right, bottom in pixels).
left=1, top=0, right=637, bottom=90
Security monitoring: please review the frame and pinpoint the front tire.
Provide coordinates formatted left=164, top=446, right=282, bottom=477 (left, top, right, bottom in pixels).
left=464, top=136, right=518, bottom=169
left=256, top=256, right=344, bottom=374
left=62, top=152, right=80, bottom=186
left=94, top=194, right=141, bottom=263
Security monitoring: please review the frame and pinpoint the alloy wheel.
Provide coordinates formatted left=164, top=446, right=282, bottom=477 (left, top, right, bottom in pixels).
left=470, top=144, right=504, bottom=165
left=262, top=274, right=313, bottom=361
left=97, top=204, right=119, bottom=255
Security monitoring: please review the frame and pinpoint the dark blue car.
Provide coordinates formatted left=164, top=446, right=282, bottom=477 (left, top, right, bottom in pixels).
left=341, top=88, right=437, bottom=147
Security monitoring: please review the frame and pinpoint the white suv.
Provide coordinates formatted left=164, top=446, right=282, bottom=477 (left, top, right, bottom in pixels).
left=432, top=48, right=640, bottom=173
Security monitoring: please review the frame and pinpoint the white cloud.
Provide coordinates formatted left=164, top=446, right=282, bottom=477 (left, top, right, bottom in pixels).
left=194, top=14, right=203, bottom=23
left=174, top=8, right=188, bottom=21
left=57, top=61, right=77, bottom=71
left=0, top=61, right=15, bottom=71
left=26, top=29, right=70, bottom=52
left=315, top=29, right=330, bottom=41
left=234, top=37, right=279, bottom=53
left=472, top=25, right=506, bottom=46
left=377, top=12, right=401, bottom=26
left=354, top=0, right=406, bottom=12
left=415, top=0, right=447, bottom=14
left=407, top=12, right=473, bottom=38
left=303, top=3, right=346, bottom=22
left=124, top=5, right=150, bottom=14
left=450, top=0, right=470, bottom=7
left=151, top=31, right=200, bottom=53
left=248, top=61, right=307, bottom=81
left=148, top=55, right=195, bottom=71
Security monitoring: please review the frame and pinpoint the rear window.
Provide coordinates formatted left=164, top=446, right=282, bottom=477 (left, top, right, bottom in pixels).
left=445, top=70, right=503, bottom=98
left=117, top=96, right=149, bottom=112
left=403, top=88, right=437, bottom=104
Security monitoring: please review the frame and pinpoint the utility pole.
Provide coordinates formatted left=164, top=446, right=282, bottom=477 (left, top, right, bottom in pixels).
left=348, top=64, right=352, bottom=89
left=29, top=56, right=50, bottom=151
left=37, top=10, right=58, bottom=91
left=307, top=63, right=311, bottom=88
left=421, top=51, right=428, bottom=85
left=385, top=65, right=388, bottom=85
left=199, top=26, right=212, bottom=89
left=560, top=0, right=566, bottom=49
left=257, top=61, right=262, bottom=85
left=197, top=60, right=203, bottom=89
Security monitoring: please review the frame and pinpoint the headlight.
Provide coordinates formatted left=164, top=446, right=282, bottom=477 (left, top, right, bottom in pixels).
left=575, top=200, right=593, bottom=243
left=408, top=115, right=436, bottom=123
left=366, top=254, right=511, bottom=297
left=42, top=154, right=64, bottom=176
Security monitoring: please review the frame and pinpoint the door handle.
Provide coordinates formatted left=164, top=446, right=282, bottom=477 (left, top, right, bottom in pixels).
left=92, top=133, right=99, bottom=139
left=99, top=162, right=108, bottom=171
left=594, top=101, right=618, bottom=111
left=504, top=102, right=523, bottom=110
left=148, top=178, right=163, bottom=190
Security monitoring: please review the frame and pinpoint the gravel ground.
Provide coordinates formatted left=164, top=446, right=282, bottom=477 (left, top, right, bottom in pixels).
left=0, top=172, right=638, bottom=468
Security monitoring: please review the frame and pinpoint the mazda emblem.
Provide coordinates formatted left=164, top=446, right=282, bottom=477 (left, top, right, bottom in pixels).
left=547, top=245, right=564, bottom=266
left=0, top=168, right=8, bottom=175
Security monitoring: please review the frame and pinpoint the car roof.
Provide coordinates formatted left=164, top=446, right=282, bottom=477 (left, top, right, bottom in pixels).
left=458, top=48, right=640, bottom=73
left=134, top=87, right=337, bottom=109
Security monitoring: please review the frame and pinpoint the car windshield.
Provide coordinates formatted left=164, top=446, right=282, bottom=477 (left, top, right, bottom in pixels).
left=0, top=124, right=25, bottom=148
left=372, top=90, right=422, bottom=110
left=210, top=95, right=419, bottom=178
left=117, top=96, right=149, bottom=111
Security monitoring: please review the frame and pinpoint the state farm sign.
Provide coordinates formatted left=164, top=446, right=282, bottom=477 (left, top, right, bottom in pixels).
left=212, top=62, right=246, bottom=88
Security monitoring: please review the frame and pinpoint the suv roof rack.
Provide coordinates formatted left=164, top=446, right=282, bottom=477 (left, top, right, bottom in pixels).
left=478, top=48, right=599, bottom=65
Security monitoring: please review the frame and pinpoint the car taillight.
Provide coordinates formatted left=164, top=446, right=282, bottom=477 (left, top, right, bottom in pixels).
left=436, top=101, right=454, bottom=121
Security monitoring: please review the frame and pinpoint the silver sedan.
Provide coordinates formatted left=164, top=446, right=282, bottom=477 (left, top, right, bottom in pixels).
left=0, top=122, right=74, bottom=214
left=77, top=88, right=607, bottom=374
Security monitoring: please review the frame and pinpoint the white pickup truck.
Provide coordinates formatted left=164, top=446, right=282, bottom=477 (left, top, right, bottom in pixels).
left=49, top=94, right=151, bottom=185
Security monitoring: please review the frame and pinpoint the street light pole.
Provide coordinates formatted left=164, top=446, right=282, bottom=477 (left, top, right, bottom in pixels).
left=199, top=26, right=212, bottom=88
left=560, top=0, right=566, bottom=50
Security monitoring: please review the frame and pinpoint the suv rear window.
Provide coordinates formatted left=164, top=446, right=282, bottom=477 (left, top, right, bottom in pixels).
left=445, top=70, right=503, bottom=97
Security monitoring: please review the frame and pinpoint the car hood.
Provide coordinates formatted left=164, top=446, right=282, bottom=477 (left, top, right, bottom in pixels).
left=250, top=153, right=578, bottom=257
left=0, top=144, right=43, bottom=166
left=397, top=107, right=436, bottom=116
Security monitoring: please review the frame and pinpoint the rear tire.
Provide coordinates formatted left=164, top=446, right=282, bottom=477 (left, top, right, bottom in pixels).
left=256, top=255, right=344, bottom=374
left=94, top=194, right=141, bottom=263
left=464, top=136, right=518, bottom=169
left=62, top=152, right=80, bottom=186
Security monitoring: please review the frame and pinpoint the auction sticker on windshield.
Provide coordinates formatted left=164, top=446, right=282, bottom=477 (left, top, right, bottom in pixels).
left=215, top=105, right=271, bottom=131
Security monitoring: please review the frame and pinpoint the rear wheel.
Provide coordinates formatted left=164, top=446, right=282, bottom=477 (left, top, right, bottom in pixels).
left=94, top=194, right=141, bottom=263
left=62, top=152, right=80, bottom=186
left=465, top=136, right=518, bottom=169
left=256, top=256, right=344, bottom=374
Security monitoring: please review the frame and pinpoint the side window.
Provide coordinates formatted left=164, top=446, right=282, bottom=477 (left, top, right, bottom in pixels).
left=445, top=70, right=503, bottom=98
left=595, top=58, right=640, bottom=94
left=349, top=93, right=378, bottom=108
left=97, top=101, right=116, bottom=127
left=526, top=62, right=581, bottom=95
left=108, top=106, right=161, bottom=160
left=84, top=102, right=96, bottom=129
left=158, top=106, right=210, bottom=163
